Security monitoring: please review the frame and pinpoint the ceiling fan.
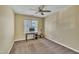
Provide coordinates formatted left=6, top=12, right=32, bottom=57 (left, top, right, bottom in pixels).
left=30, top=5, right=51, bottom=15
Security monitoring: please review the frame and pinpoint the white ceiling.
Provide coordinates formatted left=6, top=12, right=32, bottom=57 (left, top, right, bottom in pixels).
left=9, top=5, right=70, bottom=18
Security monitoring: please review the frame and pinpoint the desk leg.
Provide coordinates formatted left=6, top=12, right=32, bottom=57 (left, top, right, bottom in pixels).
left=26, top=34, right=27, bottom=41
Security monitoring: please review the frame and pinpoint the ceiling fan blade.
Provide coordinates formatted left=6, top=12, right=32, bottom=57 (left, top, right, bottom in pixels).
left=42, top=10, right=51, bottom=12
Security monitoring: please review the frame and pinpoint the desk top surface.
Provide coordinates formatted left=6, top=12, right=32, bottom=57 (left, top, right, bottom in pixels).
left=25, top=32, right=38, bottom=34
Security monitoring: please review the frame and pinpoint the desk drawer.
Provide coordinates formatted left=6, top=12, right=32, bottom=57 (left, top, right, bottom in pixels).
left=27, top=34, right=34, bottom=39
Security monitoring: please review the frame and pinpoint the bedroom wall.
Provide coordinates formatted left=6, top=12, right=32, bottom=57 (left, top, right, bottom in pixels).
left=0, top=6, right=14, bottom=53
left=45, top=6, right=79, bottom=52
left=15, top=14, right=44, bottom=41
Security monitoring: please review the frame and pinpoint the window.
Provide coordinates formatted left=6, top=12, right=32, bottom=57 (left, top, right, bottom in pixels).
left=24, top=20, right=38, bottom=33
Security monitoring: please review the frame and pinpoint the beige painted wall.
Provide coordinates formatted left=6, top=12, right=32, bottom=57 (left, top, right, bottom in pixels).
left=45, top=6, right=79, bottom=52
left=15, top=14, right=44, bottom=41
left=0, top=6, right=14, bottom=53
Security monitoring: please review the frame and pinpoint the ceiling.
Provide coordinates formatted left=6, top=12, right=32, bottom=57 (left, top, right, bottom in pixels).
left=9, top=5, right=70, bottom=18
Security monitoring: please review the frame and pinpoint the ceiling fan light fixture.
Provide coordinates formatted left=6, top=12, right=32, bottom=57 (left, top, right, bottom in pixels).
left=41, top=12, right=44, bottom=15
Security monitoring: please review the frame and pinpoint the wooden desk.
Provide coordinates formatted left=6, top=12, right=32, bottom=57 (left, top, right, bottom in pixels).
left=25, top=33, right=38, bottom=41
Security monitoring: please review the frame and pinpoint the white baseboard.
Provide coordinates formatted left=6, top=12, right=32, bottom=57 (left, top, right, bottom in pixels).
left=45, top=37, right=79, bottom=53
left=14, top=38, right=25, bottom=42
left=8, top=41, right=14, bottom=54
left=14, top=37, right=26, bottom=42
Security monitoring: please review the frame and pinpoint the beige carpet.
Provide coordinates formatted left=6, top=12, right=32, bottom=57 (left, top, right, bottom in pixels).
left=10, top=38, right=78, bottom=54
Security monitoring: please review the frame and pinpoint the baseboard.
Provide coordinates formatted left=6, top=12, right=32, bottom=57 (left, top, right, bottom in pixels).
left=8, top=41, right=14, bottom=54
left=45, top=37, right=79, bottom=53
left=14, top=38, right=25, bottom=42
